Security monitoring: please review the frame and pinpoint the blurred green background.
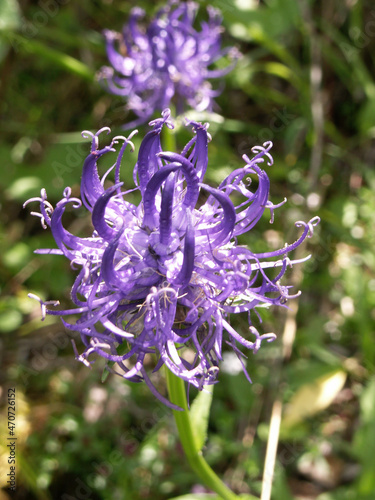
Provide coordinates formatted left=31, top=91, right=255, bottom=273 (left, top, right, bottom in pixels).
left=1, top=0, right=375, bottom=499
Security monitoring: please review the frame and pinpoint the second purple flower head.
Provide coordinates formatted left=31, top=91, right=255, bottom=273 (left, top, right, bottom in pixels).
left=99, top=1, right=239, bottom=127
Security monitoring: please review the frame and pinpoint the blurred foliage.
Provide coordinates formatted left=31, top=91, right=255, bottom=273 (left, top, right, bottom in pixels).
left=0, top=0, right=375, bottom=499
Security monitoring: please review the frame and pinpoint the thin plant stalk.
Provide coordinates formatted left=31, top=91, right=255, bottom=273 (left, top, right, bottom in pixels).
left=166, top=369, right=243, bottom=500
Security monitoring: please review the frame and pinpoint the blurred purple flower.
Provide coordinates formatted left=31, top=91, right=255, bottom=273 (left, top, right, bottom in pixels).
left=26, top=110, right=319, bottom=408
left=98, top=1, right=239, bottom=127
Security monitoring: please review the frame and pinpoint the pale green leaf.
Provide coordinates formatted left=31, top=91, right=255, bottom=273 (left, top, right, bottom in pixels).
left=190, top=385, right=214, bottom=452
left=282, top=370, right=347, bottom=428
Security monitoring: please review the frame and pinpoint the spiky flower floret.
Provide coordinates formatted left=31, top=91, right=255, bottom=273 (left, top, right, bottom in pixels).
left=98, top=1, right=239, bottom=127
left=26, top=110, right=319, bottom=408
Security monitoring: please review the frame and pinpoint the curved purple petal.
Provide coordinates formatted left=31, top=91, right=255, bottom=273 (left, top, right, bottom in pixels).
left=98, top=2, right=239, bottom=127
left=173, top=209, right=195, bottom=289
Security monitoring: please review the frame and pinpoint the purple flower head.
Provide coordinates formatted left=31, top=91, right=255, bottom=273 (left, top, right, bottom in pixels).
left=98, top=1, right=239, bottom=128
left=26, top=109, right=319, bottom=409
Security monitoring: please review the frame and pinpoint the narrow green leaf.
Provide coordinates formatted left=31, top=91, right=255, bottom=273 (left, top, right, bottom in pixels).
left=166, top=369, right=241, bottom=500
left=282, top=370, right=346, bottom=429
left=0, top=31, right=94, bottom=81
left=252, top=61, right=302, bottom=89
left=246, top=24, right=300, bottom=74
left=190, top=385, right=214, bottom=452
left=319, top=20, right=375, bottom=100
left=357, top=98, right=375, bottom=136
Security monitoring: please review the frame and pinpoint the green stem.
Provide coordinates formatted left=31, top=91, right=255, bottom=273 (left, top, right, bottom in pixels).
left=166, top=369, right=239, bottom=500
